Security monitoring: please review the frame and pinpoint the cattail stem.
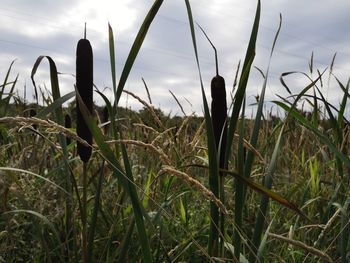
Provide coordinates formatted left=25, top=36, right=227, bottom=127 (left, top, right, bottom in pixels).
left=64, top=114, right=72, bottom=145
left=82, top=162, right=88, bottom=263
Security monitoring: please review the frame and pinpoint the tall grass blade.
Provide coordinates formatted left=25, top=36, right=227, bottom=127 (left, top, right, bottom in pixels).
left=121, top=143, right=153, bottom=262
left=169, top=90, right=186, bottom=116
left=231, top=60, right=241, bottom=98
left=142, top=77, right=152, bottom=104
left=116, top=218, right=136, bottom=262
left=87, top=161, right=105, bottom=263
left=0, top=60, right=16, bottom=100
left=309, top=51, right=314, bottom=74
left=2, top=74, right=18, bottom=116
left=340, top=197, right=350, bottom=263
left=327, top=52, right=337, bottom=86
left=234, top=98, right=246, bottom=259
left=336, top=78, right=350, bottom=129
left=256, top=218, right=274, bottom=262
left=249, top=120, right=284, bottom=262
left=115, top=0, right=163, bottom=105
left=223, top=1, right=262, bottom=258
left=31, top=56, right=64, bottom=125
left=108, top=23, right=117, bottom=102
left=36, top=91, right=75, bottom=119
left=224, top=0, right=260, bottom=168
left=240, top=16, right=281, bottom=258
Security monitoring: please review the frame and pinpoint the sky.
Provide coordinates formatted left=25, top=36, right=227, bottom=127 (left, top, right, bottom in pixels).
left=1, top=0, right=350, bottom=117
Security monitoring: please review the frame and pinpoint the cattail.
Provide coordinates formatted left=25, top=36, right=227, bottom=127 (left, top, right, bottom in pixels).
left=29, top=109, right=37, bottom=130
left=76, top=28, right=93, bottom=163
left=211, top=75, right=227, bottom=167
left=198, top=24, right=227, bottom=167
left=64, top=113, right=72, bottom=145
left=198, top=24, right=228, bottom=256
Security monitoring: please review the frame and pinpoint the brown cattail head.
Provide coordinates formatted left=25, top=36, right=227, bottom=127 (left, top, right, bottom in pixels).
left=211, top=75, right=227, bottom=168
left=76, top=37, right=93, bottom=162
left=64, top=113, right=72, bottom=145
left=29, top=109, right=37, bottom=130
left=196, top=22, right=227, bottom=153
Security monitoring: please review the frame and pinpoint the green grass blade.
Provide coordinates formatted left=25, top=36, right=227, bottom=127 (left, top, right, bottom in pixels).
left=340, top=197, right=350, bottom=263
left=235, top=13, right=281, bottom=259
left=37, top=91, right=75, bottom=119
left=3, top=74, right=18, bottom=116
left=116, top=218, right=136, bottom=263
left=280, top=71, right=312, bottom=95
left=87, top=161, right=105, bottom=263
left=31, top=56, right=64, bottom=124
left=108, top=23, right=117, bottom=103
left=243, top=11, right=275, bottom=175
left=224, top=0, right=260, bottom=167
left=95, top=89, right=121, bottom=160
left=231, top=0, right=261, bottom=256
left=95, top=89, right=117, bottom=134
left=115, top=0, right=163, bottom=105
left=169, top=90, right=186, bottom=116
left=0, top=59, right=16, bottom=100
left=234, top=101, right=246, bottom=258
left=311, top=88, right=318, bottom=126
left=249, top=125, right=284, bottom=262
left=336, top=78, right=350, bottom=129
left=309, top=51, right=314, bottom=74
left=256, top=219, right=274, bottom=262
left=121, top=143, right=153, bottom=262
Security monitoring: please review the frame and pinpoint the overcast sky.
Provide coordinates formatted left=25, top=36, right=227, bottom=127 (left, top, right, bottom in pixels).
left=1, top=0, right=350, bottom=116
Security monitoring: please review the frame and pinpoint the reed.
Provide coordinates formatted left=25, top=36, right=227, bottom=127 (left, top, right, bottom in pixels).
left=197, top=23, right=228, bottom=256
left=76, top=28, right=93, bottom=163
left=76, top=26, right=93, bottom=263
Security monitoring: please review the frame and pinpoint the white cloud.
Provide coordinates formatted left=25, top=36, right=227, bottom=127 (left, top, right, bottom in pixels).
left=0, top=0, right=350, bottom=116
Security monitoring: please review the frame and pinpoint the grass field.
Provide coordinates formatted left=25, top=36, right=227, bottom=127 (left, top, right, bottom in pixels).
left=0, top=1, right=349, bottom=262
